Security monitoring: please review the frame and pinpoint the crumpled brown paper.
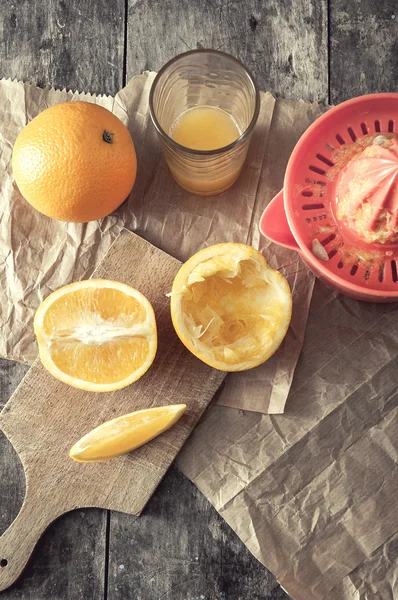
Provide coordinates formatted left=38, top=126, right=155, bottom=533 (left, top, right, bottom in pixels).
left=177, top=279, right=398, bottom=599
left=2, top=74, right=397, bottom=600
left=0, top=72, right=317, bottom=414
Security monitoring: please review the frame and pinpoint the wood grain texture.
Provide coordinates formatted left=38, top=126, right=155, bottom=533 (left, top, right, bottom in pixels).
left=0, top=230, right=225, bottom=592
left=1, top=1, right=395, bottom=597
left=0, top=0, right=125, bottom=95
left=0, top=362, right=28, bottom=409
left=126, top=0, right=328, bottom=102
left=0, top=508, right=108, bottom=600
left=330, top=0, right=398, bottom=103
left=108, top=466, right=288, bottom=600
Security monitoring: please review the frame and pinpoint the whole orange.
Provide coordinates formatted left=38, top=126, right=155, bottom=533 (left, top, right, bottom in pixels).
left=12, top=102, right=137, bottom=222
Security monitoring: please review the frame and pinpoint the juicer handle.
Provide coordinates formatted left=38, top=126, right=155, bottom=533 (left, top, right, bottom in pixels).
left=259, top=190, right=299, bottom=251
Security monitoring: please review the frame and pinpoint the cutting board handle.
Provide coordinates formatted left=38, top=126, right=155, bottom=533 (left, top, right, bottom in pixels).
left=0, top=484, right=58, bottom=591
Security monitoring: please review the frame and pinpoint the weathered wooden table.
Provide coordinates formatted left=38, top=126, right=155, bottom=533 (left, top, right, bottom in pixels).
left=0, top=2, right=396, bottom=599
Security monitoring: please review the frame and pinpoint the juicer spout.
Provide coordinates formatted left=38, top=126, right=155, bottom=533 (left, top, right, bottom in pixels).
left=259, top=190, right=299, bottom=251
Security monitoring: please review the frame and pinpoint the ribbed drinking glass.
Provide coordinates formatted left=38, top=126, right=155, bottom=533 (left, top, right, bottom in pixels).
left=149, top=49, right=260, bottom=196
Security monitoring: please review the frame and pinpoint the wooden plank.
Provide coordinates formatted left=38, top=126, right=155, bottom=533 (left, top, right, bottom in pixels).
left=0, top=0, right=125, bottom=95
left=0, top=361, right=28, bottom=409
left=0, top=502, right=107, bottom=600
left=330, top=0, right=398, bottom=104
left=126, top=0, right=329, bottom=102
left=107, top=465, right=289, bottom=600
left=0, top=0, right=126, bottom=597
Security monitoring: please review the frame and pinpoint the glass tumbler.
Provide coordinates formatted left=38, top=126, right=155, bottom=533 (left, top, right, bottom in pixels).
left=149, top=49, right=260, bottom=196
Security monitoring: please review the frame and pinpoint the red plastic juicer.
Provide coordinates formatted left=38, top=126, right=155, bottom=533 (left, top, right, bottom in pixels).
left=259, top=93, right=398, bottom=302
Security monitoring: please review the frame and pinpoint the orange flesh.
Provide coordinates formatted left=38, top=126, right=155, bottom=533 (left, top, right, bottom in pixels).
left=70, top=405, right=186, bottom=462
left=42, top=287, right=150, bottom=384
left=43, top=288, right=147, bottom=333
left=181, top=259, right=286, bottom=365
left=50, top=338, right=149, bottom=384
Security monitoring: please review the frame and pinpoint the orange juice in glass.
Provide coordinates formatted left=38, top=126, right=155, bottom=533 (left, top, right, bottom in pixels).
left=149, top=50, right=260, bottom=196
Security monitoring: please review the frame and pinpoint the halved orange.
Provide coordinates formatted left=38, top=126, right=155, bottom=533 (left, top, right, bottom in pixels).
left=70, top=404, right=186, bottom=462
left=34, top=279, right=157, bottom=392
left=170, top=243, right=292, bottom=371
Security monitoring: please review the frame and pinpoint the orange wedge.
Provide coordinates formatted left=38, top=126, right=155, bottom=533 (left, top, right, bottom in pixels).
left=34, top=279, right=157, bottom=392
left=170, top=243, right=292, bottom=371
left=69, top=404, right=186, bottom=462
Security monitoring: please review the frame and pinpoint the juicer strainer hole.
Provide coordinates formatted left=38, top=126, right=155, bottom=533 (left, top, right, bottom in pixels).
left=316, top=153, right=335, bottom=167
left=350, top=265, right=358, bottom=276
left=375, top=120, right=381, bottom=132
left=347, top=127, right=356, bottom=142
left=336, top=134, right=345, bottom=145
left=0, top=559, right=8, bottom=568
left=302, top=203, right=325, bottom=210
left=379, top=264, right=385, bottom=283
left=309, top=165, right=327, bottom=176
left=391, top=260, right=398, bottom=283
left=322, top=234, right=336, bottom=246
left=302, top=190, right=313, bottom=197
left=388, top=120, right=394, bottom=133
left=304, top=177, right=327, bottom=187
left=361, top=122, right=368, bottom=135
left=328, top=250, right=337, bottom=260
left=337, top=261, right=344, bottom=269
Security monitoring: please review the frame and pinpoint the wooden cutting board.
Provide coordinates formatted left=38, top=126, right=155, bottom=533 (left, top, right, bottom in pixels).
left=0, top=230, right=226, bottom=592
